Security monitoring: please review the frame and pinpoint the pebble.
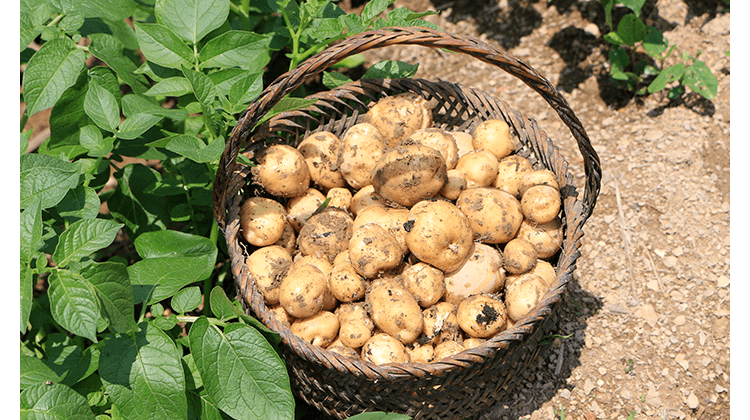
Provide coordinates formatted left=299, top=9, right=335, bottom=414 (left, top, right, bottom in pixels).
left=597, top=367, right=607, bottom=375
left=583, top=23, right=600, bottom=38
left=560, top=389, right=571, bottom=399
left=674, top=315, right=686, bottom=326
left=686, top=392, right=699, bottom=409
left=675, top=354, right=689, bottom=371
left=583, top=378, right=596, bottom=395
left=663, top=256, right=678, bottom=268
left=717, top=275, right=729, bottom=288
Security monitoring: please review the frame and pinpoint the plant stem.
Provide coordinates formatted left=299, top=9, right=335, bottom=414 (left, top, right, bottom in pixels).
left=176, top=315, right=227, bottom=327
left=47, top=14, right=64, bottom=27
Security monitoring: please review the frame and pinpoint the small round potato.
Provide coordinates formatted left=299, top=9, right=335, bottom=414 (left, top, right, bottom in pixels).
left=367, top=279, right=424, bottom=344
left=440, top=169, right=467, bottom=201
left=239, top=197, right=287, bottom=247
left=521, top=185, right=562, bottom=224
left=297, top=131, right=346, bottom=190
left=329, top=251, right=367, bottom=302
left=349, top=184, right=386, bottom=216
left=450, top=131, right=474, bottom=158
left=444, top=242, right=505, bottom=304
left=253, top=144, right=310, bottom=197
left=362, top=93, right=433, bottom=147
left=455, top=149, right=500, bottom=188
left=463, top=337, right=487, bottom=349
left=405, top=200, right=474, bottom=273
left=503, top=237, right=538, bottom=274
left=421, top=302, right=459, bottom=345
left=407, top=128, right=459, bottom=169
left=371, top=143, right=448, bottom=208
left=294, top=254, right=333, bottom=277
left=406, top=342, right=435, bottom=364
left=433, top=340, right=465, bottom=360
left=518, top=169, right=560, bottom=196
left=531, top=259, right=556, bottom=287
left=326, top=187, right=352, bottom=211
left=471, top=119, right=513, bottom=161
left=336, top=302, right=375, bottom=349
left=286, top=188, right=326, bottom=232
left=352, top=206, right=410, bottom=255
left=268, top=304, right=295, bottom=328
left=245, top=246, right=293, bottom=305
left=515, top=217, right=564, bottom=259
left=339, top=123, right=386, bottom=189
left=291, top=310, right=339, bottom=347
left=504, top=273, right=547, bottom=322
left=362, top=333, right=410, bottom=365
left=297, top=208, right=354, bottom=263
left=402, top=262, right=446, bottom=308
left=494, top=155, right=534, bottom=199
left=457, top=294, right=507, bottom=338
left=278, top=264, right=329, bottom=318
left=456, top=187, right=524, bottom=244
left=327, top=344, right=360, bottom=359
left=349, top=223, right=403, bottom=278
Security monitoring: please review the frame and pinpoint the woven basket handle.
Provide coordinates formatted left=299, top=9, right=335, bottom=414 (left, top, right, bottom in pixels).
left=214, top=26, right=601, bottom=228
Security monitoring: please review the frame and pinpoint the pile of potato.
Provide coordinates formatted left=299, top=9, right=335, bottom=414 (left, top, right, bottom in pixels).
left=240, top=93, right=564, bottom=365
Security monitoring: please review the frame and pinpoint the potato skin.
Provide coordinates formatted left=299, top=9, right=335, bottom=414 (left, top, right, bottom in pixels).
left=245, top=245, right=293, bottom=305
left=329, top=251, right=367, bottom=302
left=444, top=242, right=505, bottom=305
left=362, top=333, right=410, bottom=365
left=239, top=197, right=287, bottom=247
left=421, top=302, right=459, bottom=345
left=297, top=207, right=354, bottom=264
left=405, top=200, right=474, bottom=273
left=505, top=273, right=547, bottom=322
left=350, top=185, right=386, bottom=216
left=352, top=206, right=410, bottom=255
left=337, top=302, right=375, bottom=349
left=407, top=128, right=459, bottom=169
left=519, top=169, right=560, bottom=197
left=253, top=144, right=310, bottom=197
left=521, top=185, right=561, bottom=224
left=290, top=311, right=339, bottom=347
left=371, top=143, right=448, bottom=208
left=339, top=123, right=386, bottom=190
left=278, top=264, right=329, bottom=318
left=471, top=119, right=514, bottom=161
left=297, top=131, right=346, bottom=190
left=503, top=237, right=538, bottom=275
left=367, top=279, right=424, bottom=344
left=457, top=294, right=507, bottom=338
left=456, top=188, right=523, bottom=244
left=515, top=217, right=563, bottom=259
left=433, top=340, right=465, bottom=360
left=286, top=188, right=326, bottom=232
left=494, top=155, right=533, bottom=199
left=362, top=93, right=433, bottom=147
left=348, top=223, right=403, bottom=278
left=455, top=149, right=499, bottom=189
left=402, top=262, right=446, bottom=308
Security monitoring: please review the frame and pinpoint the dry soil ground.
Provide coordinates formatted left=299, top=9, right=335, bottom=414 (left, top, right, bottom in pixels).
left=348, top=0, right=731, bottom=419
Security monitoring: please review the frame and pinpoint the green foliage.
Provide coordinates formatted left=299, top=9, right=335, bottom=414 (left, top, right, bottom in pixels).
left=602, top=0, right=718, bottom=99
left=20, top=0, right=434, bottom=418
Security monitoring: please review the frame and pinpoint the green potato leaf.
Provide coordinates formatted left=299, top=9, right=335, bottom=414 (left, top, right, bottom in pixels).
left=683, top=60, right=718, bottom=99
left=80, top=262, right=137, bottom=334
left=363, top=60, right=419, bottom=79
left=165, top=135, right=225, bottom=163
left=20, top=153, right=80, bottom=210
left=55, top=184, right=101, bottom=223
left=84, top=83, right=121, bottom=133
left=88, top=33, right=150, bottom=94
left=79, top=125, right=113, bottom=158
left=647, top=63, right=685, bottom=93
left=43, top=336, right=100, bottom=387
left=47, top=270, right=101, bottom=342
left=21, top=264, right=34, bottom=333
left=20, top=382, right=95, bottom=419
left=144, top=76, right=193, bottom=97
left=172, top=286, right=203, bottom=314
left=199, top=30, right=271, bottom=69
left=67, top=0, right=136, bottom=21
left=135, top=23, right=195, bottom=69
left=20, top=199, right=43, bottom=263
left=22, top=37, right=87, bottom=116
left=106, top=163, right=170, bottom=237
left=20, top=355, right=64, bottom=390
left=155, top=0, right=230, bottom=44
left=52, top=218, right=123, bottom=267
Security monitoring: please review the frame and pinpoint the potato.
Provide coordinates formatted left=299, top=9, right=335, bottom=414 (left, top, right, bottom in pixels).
left=291, top=310, right=339, bottom=347
left=406, top=342, right=435, bottom=364
left=279, top=264, right=329, bottom=318
left=515, top=217, right=563, bottom=259
left=519, top=169, right=560, bottom=197
left=327, top=345, right=360, bottom=359
left=336, top=302, right=375, bottom=349
left=352, top=206, right=410, bottom=255
left=405, top=200, right=474, bottom=273
left=433, top=340, right=465, bottom=360
left=521, top=185, right=561, bottom=224
left=444, top=242, right=505, bottom=305
left=440, top=169, right=467, bottom=201
left=362, top=93, right=433, bottom=147
left=269, top=304, right=295, bottom=328
left=370, top=143, right=448, bottom=208
left=348, top=223, right=403, bottom=278
left=407, top=128, right=459, bottom=169
left=454, top=149, right=499, bottom=188
left=471, top=119, right=513, bottom=160
left=450, top=131, right=474, bottom=158
left=367, top=279, right=424, bottom=344
left=297, top=131, right=346, bottom=190
left=362, top=333, right=410, bottom=365
left=456, top=187, right=523, bottom=244
left=504, top=273, right=547, bottom=322
left=462, top=337, right=487, bottom=350
left=239, top=197, right=287, bottom=247
left=326, top=187, right=352, bottom=211
left=253, top=144, right=310, bottom=197
left=349, top=184, right=386, bottom=216
left=503, top=237, right=538, bottom=275
left=294, top=254, right=333, bottom=277
left=531, top=259, right=556, bottom=287
left=457, top=294, right=507, bottom=338
left=297, top=207, right=354, bottom=263
left=494, top=155, right=533, bottom=199
left=328, top=251, right=367, bottom=302
left=273, top=221, right=297, bottom=254
left=286, top=188, right=326, bottom=232
left=421, top=302, right=459, bottom=345
left=245, top=245, right=293, bottom=305
left=339, top=123, right=386, bottom=189
left=402, top=262, right=446, bottom=308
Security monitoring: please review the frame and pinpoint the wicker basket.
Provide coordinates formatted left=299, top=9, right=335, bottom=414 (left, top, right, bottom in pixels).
left=213, top=27, right=602, bottom=420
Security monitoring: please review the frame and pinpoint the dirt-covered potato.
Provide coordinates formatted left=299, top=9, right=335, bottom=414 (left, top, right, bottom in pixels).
left=405, top=200, right=474, bottom=273
left=326, top=187, right=352, bottom=211
left=253, top=144, right=310, bottom=197
left=406, top=342, right=435, bottom=364
left=339, top=122, right=386, bottom=190
left=246, top=245, right=293, bottom=305
left=362, top=333, right=410, bottom=365
left=503, top=237, right=538, bottom=274
left=521, top=185, right=561, bottom=224
left=269, top=304, right=295, bottom=328
left=444, top=242, right=505, bottom=304
left=328, top=251, right=367, bottom=302
left=286, top=188, right=326, bottom=232
left=471, top=119, right=513, bottom=161
left=440, top=169, right=467, bottom=201
left=371, top=143, right=448, bottom=208
left=293, top=254, right=333, bottom=277
left=454, top=149, right=500, bottom=188
left=494, top=155, right=533, bottom=199
left=336, top=302, right=375, bottom=349
left=297, top=207, right=353, bottom=263
left=352, top=206, right=410, bottom=255
left=362, top=93, right=433, bottom=147
left=273, top=221, right=297, bottom=254
left=327, top=344, right=360, bottom=359
left=504, top=273, right=547, bottom=322
left=519, top=169, right=560, bottom=197
left=433, top=340, right=465, bottom=360
left=350, top=184, right=386, bottom=216
left=239, top=197, right=287, bottom=247
left=450, top=131, right=474, bottom=158
left=531, top=259, right=556, bottom=287
left=456, top=187, right=523, bottom=244
left=402, top=262, right=446, bottom=308
left=515, top=217, right=563, bottom=259
left=278, top=264, right=329, bottom=318
left=457, top=294, right=507, bottom=338
left=462, top=337, right=487, bottom=349
left=348, top=223, right=403, bottom=278
left=421, top=302, right=459, bottom=345
left=407, top=128, right=459, bottom=169
left=290, top=310, right=339, bottom=347
left=367, top=279, right=424, bottom=344
left=297, top=131, right=346, bottom=190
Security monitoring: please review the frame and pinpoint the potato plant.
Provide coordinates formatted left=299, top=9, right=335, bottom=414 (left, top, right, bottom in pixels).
left=19, top=0, right=437, bottom=418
